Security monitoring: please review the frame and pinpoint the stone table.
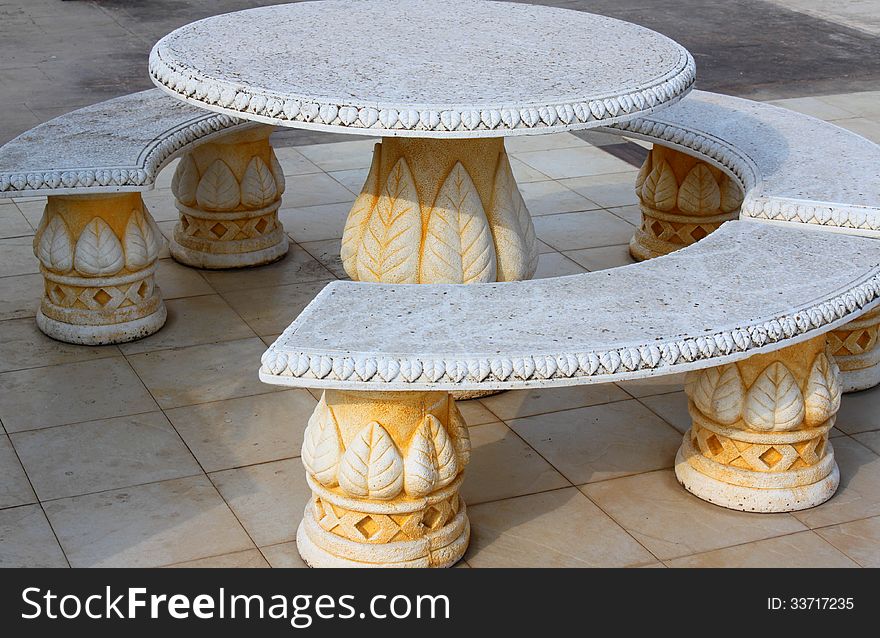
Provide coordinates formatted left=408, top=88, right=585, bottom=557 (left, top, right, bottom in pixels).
left=150, top=0, right=695, bottom=285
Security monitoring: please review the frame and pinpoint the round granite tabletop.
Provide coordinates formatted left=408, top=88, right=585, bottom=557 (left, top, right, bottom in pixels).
left=150, top=0, right=695, bottom=138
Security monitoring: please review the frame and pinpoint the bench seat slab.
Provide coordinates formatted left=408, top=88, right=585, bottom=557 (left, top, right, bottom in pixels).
left=33, top=193, right=166, bottom=344
left=677, top=335, right=840, bottom=512
left=297, top=390, right=471, bottom=568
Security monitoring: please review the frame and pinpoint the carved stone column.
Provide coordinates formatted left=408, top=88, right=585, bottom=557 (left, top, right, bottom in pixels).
left=630, top=145, right=743, bottom=261
left=676, top=335, right=841, bottom=512
left=296, top=390, right=471, bottom=568
left=341, top=137, right=539, bottom=284
left=169, top=127, right=288, bottom=269
left=827, top=307, right=880, bottom=392
left=33, top=193, right=166, bottom=344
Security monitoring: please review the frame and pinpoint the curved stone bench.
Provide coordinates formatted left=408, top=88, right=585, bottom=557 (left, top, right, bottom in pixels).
left=0, top=89, right=289, bottom=344
left=259, top=221, right=879, bottom=567
left=606, top=90, right=880, bottom=391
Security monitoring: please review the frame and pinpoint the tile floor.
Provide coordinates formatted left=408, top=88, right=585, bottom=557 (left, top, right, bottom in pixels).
left=1, top=90, right=879, bottom=568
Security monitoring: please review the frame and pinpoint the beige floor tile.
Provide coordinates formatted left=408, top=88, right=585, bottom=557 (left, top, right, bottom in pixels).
left=793, top=437, right=880, bottom=529
left=466, top=487, right=654, bottom=567
left=616, top=373, right=686, bottom=397
left=154, top=258, right=214, bottom=299
left=606, top=204, right=642, bottom=226
left=0, top=273, right=42, bottom=320
left=281, top=172, right=357, bottom=208
left=199, top=244, right=333, bottom=293
left=0, top=236, right=39, bottom=277
left=167, top=390, right=316, bottom=472
left=582, top=470, right=807, bottom=560
left=456, top=398, right=498, bottom=426
left=260, top=541, right=308, bottom=568
left=327, top=167, right=369, bottom=195
left=12, top=412, right=200, bottom=500
left=508, top=157, right=549, bottom=183
left=153, top=159, right=178, bottom=188
left=12, top=198, right=45, bottom=229
left=532, top=252, right=587, bottom=279
left=167, top=548, right=270, bottom=568
left=44, top=475, right=254, bottom=568
left=279, top=201, right=352, bottom=243
left=515, top=146, right=634, bottom=180
left=118, top=295, right=255, bottom=355
left=0, top=435, right=36, bottom=508
left=519, top=179, right=599, bottom=216
left=665, top=531, right=858, bottom=567
left=532, top=210, right=634, bottom=251
left=0, top=202, right=33, bottom=238
left=767, top=96, right=855, bottom=120
left=559, top=171, right=640, bottom=208
left=296, top=139, right=377, bottom=171
left=509, top=400, right=681, bottom=484
left=504, top=132, right=587, bottom=153
left=0, top=504, right=68, bottom=567
left=299, top=238, right=347, bottom=279
left=128, top=337, right=279, bottom=409
left=564, top=244, right=635, bottom=271
left=639, top=391, right=691, bottom=434
left=480, top=384, right=629, bottom=420
left=853, top=430, right=880, bottom=454
left=821, top=91, right=880, bottom=118
left=222, top=280, right=332, bottom=336
left=0, top=317, right=120, bottom=373
left=815, top=515, right=880, bottom=567
left=273, top=146, right=323, bottom=176
left=535, top=239, right=555, bottom=254
left=829, top=117, right=880, bottom=143
left=836, top=384, right=880, bottom=433
left=142, top=190, right=179, bottom=222
left=461, top=422, right=569, bottom=505
left=210, top=458, right=311, bottom=547
left=0, top=357, right=157, bottom=432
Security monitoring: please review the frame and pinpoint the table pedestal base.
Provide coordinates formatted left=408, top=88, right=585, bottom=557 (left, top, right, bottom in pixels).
left=341, top=137, right=538, bottom=284
left=170, top=128, right=288, bottom=269
left=33, top=193, right=166, bottom=345
left=676, top=336, right=841, bottom=512
left=296, top=390, right=471, bottom=567
left=630, top=146, right=742, bottom=261
left=827, top=307, right=880, bottom=392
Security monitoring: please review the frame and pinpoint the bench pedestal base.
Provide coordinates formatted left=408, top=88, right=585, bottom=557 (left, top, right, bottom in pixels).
left=630, top=146, right=742, bottom=261
left=676, top=336, right=841, bottom=512
left=296, top=390, right=471, bottom=568
left=170, top=127, right=288, bottom=270
left=827, top=307, right=880, bottom=392
left=33, top=193, right=166, bottom=345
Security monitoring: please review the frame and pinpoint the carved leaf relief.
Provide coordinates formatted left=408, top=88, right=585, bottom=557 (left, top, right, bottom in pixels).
left=74, top=218, right=124, bottom=276
left=719, top=178, right=744, bottom=213
left=427, top=414, right=458, bottom=488
left=301, top=394, right=343, bottom=487
left=195, top=159, right=240, bottom=211
left=687, top=364, right=744, bottom=424
left=171, top=154, right=199, bottom=206
left=420, top=162, right=496, bottom=283
left=124, top=209, right=160, bottom=270
left=338, top=422, right=403, bottom=499
left=634, top=152, right=652, bottom=195
left=641, top=159, right=677, bottom=211
left=744, top=362, right=805, bottom=431
left=37, top=215, right=73, bottom=272
left=487, top=152, right=539, bottom=281
left=677, top=164, right=721, bottom=214
left=269, top=151, right=286, bottom=196
left=355, top=157, right=421, bottom=284
left=341, top=143, right=381, bottom=279
left=448, top=401, right=471, bottom=467
left=403, top=420, right=439, bottom=497
left=804, top=353, right=841, bottom=427
left=240, top=156, right=278, bottom=208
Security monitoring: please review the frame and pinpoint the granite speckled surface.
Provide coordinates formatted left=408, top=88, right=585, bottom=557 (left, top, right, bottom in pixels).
left=150, top=0, right=695, bottom=137
left=0, top=90, right=255, bottom=196
left=609, top=90, right=880, bottom=234
left=261, top=221, right=880, bottom=390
